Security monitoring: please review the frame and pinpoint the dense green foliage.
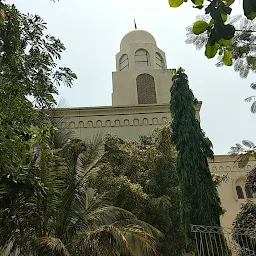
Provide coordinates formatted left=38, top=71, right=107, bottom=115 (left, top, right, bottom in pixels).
left=0, top=131, right=161, bottom=255
left=89, top=125, right=184, bottom=256
left=0, top=2, right=76, bottom=179
left=169, top=0, right=256, bottom=63
left=170, top=68, right=223, bottom=251
left=233, top=201, right=256, bottom=255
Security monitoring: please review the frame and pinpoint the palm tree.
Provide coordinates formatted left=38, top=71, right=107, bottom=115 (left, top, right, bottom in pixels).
left=0, top=128, right=161, bottom=255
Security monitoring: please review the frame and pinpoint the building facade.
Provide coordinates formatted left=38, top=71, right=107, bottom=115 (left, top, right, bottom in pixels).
left=52, top=29, right=256, bottom=229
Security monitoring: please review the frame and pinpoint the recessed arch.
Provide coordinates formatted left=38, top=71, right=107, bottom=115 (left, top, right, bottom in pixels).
left=162, top=117, right=168, bottom=124
left=156, top=52, right=164, bottom=69
left=115, top=120, right=120, bottom=127
left=133, top=119, right=139, bottom=126
left=152, top=117, right=158, bottom=125
left=135, top=49, right=150, bottom=67
left=236, top=186, right=245, bottom=199
left=69, top=122, right=75, bottom=128
left=96, top=120, right=102, bottom=128
left=136, top=73, right=157, bottom=104
left=234, top=177, right=246, bottom=200
left=105, top=120, right=111, bottom=127
left=124, top=119, right=130, bottom=126
left=119, top=54, right=129, bottom=71
left=143, top=118, right=149, bottom=125
left=78, top=121, right=84, bottom=128
left=87, top=121, right=93, bottom=128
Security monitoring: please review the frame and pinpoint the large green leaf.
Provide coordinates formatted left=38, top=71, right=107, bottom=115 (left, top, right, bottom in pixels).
left=220, top=24, right=235, bottom=40
left=191, top=0, right=204, bottom=6
left=192, top=20, right=209, bottom=35
left=243, top=0, right=256, bottom=20
left=221, top=13, right=228, bottom=22
left=169, top=0, right=184, bottom=7
left=205, top=42, right=219, bottom=58
left=218, top=38, right=231, bottom=46
left=223, top=50, right=233, bottom=66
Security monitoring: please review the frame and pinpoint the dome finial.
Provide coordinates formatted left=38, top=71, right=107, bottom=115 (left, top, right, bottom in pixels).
left=134, top=19, right=137, bottom=29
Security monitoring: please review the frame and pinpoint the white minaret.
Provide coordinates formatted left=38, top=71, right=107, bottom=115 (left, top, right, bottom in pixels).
left=112, top=29, right=174, bottom=106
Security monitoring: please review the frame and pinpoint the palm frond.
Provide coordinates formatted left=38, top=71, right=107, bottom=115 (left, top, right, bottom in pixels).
left=39, top=237, right=70, bottom=256
left=121, top=224, right=157, bottom=256
left=69, top=190, right=137, bottom=234
left=73, top=225, right=131, bottom=256
left=81, top=206, right=137, bottom=229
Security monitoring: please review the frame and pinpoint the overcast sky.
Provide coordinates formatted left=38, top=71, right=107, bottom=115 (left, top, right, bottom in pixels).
left=10, top=0, right=256, bottom=155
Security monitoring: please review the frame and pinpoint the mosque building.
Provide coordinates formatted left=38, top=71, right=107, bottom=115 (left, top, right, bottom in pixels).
left=52, top=28, right=256, bottom=229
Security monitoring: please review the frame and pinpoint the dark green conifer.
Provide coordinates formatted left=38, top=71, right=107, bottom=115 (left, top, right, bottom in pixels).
left=170, top=68, right=223, bottom=251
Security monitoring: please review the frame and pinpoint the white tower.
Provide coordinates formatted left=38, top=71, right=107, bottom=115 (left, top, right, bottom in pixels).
left=112, top=29, right=174, bottom=106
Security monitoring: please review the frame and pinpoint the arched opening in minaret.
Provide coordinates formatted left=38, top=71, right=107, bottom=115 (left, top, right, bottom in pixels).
left=135, top=49, right=150, bottom=67
left=119, top=54, right=129, bottom=71
left=236, top=185, right=245, bottom=199
left=156, top=52, right=164, bottom=69
left=136, top=73, right=157, bottom=104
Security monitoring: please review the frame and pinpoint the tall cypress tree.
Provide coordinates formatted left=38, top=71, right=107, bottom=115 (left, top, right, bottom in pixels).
left=170, top=68, right=222, bottom=251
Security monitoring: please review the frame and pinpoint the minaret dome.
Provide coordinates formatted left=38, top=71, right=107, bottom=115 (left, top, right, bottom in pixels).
left=120, top=29, right=157, bottom=50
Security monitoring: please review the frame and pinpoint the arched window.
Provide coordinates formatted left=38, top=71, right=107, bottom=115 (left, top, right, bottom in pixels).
left=156, top=52, right=164, bottom=69
left=236, top=185, right=245, bottom=199
left=136, top=74, right=157, bottom=104
left=245, top=185, right=253, bottom=198
left=119, top=54, right=129, bottom=71
left=135, top=49, right=150, bottom=67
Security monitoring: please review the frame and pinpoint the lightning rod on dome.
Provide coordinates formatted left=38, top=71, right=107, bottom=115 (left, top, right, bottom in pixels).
left=134, top=19, right=137, bottom=29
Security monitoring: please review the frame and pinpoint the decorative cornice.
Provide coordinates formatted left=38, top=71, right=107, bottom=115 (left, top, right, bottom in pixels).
left=51, top=102, right=202, bottom=117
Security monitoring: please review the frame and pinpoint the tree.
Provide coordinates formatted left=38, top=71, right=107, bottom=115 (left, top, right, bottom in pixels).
left=170, top=68, right=223, bottom=252
left=89, top=125, right=184, bottom=256
left=186, top=14, right=256, bottom=113
left=0, top=129, right=161, bottom=255
left=0, top=2, right=76, bottom=177
left=169, top=0, right=256, bottom=64
left=229, top=140, right=256, bottom=194
left=233, top=201, right=256, bottom=255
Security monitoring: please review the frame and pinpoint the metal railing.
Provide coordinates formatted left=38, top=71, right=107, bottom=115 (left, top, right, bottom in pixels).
left=191, top=225, right=256, bottom=256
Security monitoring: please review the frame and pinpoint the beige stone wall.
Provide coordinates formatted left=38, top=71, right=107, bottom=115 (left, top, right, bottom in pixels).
left=209, top=155, right=256, bottom=228
left=51, top=103, right=201, bottom=141
left=112, top=69, right=174, bottom=106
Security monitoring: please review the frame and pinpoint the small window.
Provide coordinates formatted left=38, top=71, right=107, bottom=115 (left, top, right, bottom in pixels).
left=236, top=185, right=245, bottom=199
left=119, top=54, right=129, bottom=71
left=135, top=49, right=150, bottom=67
left=156, top=53, right=164, bottom=69
left=245, top=185, right=253, bottom=198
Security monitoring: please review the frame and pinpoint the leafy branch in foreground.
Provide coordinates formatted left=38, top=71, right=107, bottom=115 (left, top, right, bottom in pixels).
left=229, top=140, right=256, bottom=194
left=169, top=0, right=256, bottom=64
